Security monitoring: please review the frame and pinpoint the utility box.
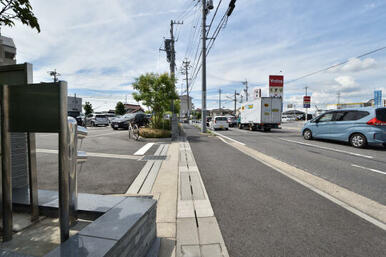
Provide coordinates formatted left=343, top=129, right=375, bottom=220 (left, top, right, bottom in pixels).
left=0, top=63, right=33, bottom=190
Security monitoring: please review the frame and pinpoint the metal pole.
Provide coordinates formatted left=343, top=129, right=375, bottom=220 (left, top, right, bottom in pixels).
left=234, top=90, right=236, bottom=115
left=1, top=85, right=13, bottom=242
left=58, top=81, right=70, bottom=242
left=201, top=0, right=207, bottom=133
left=170, top=20, right=175, bottom=114
left=305, top=86, right=308, bottom=122
left=219, top=89, right=221, bottom=115
left=183, top=59, right=190, bottom=122
left=27, top=133, right=39, bottom=221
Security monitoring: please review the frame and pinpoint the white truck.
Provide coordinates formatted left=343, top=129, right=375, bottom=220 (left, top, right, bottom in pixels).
left=238, top=97, right=282, bottom=131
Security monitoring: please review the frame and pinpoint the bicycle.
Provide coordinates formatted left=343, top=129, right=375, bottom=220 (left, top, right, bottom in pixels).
left=128, top=122, right=140, bottom=140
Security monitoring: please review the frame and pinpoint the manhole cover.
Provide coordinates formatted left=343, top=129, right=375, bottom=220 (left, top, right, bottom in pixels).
left=141, top=155, right=167, bottom=161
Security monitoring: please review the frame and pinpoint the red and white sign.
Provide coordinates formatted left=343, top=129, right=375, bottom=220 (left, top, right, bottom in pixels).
left=269, top=75, right=284, bottom=87
left=269, top=75, right=284, bottom=97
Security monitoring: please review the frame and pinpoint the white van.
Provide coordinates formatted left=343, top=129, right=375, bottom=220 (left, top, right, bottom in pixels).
left=210, top=116, right=229, bottom=130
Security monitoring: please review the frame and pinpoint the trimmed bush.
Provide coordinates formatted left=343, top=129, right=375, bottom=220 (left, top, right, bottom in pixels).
left=139, top=128, right=171, bottom=138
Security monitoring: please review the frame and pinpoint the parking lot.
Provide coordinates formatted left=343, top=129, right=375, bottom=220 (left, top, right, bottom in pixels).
left=36, top=126, right=170, bottom=194
left=209, top=121, right=386, bottom=205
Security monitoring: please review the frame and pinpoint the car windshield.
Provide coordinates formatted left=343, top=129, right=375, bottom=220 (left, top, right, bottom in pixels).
left=215, top=117, right=227, bottom=121
left=123, top=114, right=135, bottom=119
left=95, top=115, right=106, bottom=118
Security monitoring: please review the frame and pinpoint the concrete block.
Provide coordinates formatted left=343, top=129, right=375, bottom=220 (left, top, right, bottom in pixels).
left=79, top=197, right=156, bottom=241
left=179, top=246, right=200, bottom=257
left=176, top=218, right=199, bottom=246
left=193, top=200, right=214, bottom=218
left=44, top=234, right=116, bottom=257
left=189, top=173, right=205, bottom=200
left=200, top=244, right=223, bottom=257
left=177, top=200, right=195, bottom=218
left=180, top=173, right=192, bottom=200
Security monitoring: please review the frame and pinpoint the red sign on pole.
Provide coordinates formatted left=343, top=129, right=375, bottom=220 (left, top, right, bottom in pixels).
left=303, top=96, right=311, bottom=108
left=269, top=75, right=284, bottom=87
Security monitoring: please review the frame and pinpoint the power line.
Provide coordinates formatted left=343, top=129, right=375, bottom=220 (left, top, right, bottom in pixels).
left=286, top=45, right=386, bottom=84
left=206, top=0, right=223, bottom=36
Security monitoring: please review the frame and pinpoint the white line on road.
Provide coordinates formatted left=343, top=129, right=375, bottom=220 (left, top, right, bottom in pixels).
left=134, top=143, right=154, bottom=155
left=279, top=138, right=374, bottom=159
left=212, top=131, right=246, bottom=146
left=87, top=131, right=126, bottom=138
left=351, top=164, right=386, bottom=176
left=217, top=139, right=386, bottom=230
left=37, top=148, right=140, bottom=160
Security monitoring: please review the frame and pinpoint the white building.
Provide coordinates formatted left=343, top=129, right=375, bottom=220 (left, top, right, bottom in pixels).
left=179, top=95, right=192, bottom=118
left=0, top=34, right=16, bottom=65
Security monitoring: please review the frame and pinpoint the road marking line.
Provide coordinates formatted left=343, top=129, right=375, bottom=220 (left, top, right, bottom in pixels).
left=217, top=138, right=386, bottom=230
left=351, top=164, right=386, bottom=176
left=211, top=131, right=246, bottom=146
left=134, top=143, right=154, bottom=155
left=279, top=138, right=374, bottom=159
left=87, top=131, right=126, bottom=138
left=36, top=148, right=140, bottom=160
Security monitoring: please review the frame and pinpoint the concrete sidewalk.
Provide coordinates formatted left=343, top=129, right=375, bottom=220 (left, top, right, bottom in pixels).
left=150, top=137, right=229, bottom=257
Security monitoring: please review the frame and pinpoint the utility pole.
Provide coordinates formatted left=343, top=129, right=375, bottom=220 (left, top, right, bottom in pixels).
left=337, top=91, right=341, bottom=109
left=201, top=0, right=208, bottom=133
left=242, top=80, right=248, bottom=102
left=219, top=88, right=221, bottom=115
left=182, top=58, right=191, bottom=122
left=170, top=20, right=183, bottom=112
left=48, top=69, right=61, bottom=82
left=234, top=90, right=239, bottom=115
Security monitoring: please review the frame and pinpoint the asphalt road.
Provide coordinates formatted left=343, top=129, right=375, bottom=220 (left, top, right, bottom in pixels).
left=212, top=123, right=386, bottom=205
left=36, top=126, right=168, bottom=194
left=184, top=124, right=386, bottom=257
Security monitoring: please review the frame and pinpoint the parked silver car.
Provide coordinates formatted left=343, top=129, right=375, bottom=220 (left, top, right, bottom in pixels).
left=87, top=114, right=109, bottom=127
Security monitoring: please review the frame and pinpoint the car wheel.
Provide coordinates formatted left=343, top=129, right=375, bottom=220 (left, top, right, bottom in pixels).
left=303, top=129, right=312, bottom=140
left=264, top=128, right=271, bottom=132
left=113, top=127, right=118, bottom=130
left=350, top=133, right=367, bottom=148
left=226, top=128, right=229, bottom=130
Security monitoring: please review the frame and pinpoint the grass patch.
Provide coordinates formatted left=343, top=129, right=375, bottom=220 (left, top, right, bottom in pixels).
left=139, top=128, right=171, bottom=138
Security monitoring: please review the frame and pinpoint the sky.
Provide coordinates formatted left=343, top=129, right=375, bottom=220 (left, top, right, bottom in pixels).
left=2, top=0, right=386, bottom=112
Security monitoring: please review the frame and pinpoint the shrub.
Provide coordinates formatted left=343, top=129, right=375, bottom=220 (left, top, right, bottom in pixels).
left=151, top=118, right=170, bottom=130
left=139, top=128, right=171, bottom=138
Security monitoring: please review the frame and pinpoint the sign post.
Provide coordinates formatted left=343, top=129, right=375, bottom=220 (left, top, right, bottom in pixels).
left=303, top=96, right=311, bottom=121
left=269, top=75, right=284, bottom=97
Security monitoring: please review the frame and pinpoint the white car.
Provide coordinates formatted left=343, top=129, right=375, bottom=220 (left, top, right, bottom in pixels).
left=210, top=116, right=229, bottom=130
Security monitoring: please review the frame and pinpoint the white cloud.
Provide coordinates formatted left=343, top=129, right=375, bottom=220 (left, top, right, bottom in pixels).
left=329, top=58, right=376, bottom=73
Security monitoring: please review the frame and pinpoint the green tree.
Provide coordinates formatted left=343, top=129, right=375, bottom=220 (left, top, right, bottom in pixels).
left=174, top=99, right=180, bottom=115
left=132, top=72, right=177, bottom=128
left=0, top=0, right=40, bottom=32
left=83, top=101, right=93, bottom=116
left=115, top=101, right=126, bottom=115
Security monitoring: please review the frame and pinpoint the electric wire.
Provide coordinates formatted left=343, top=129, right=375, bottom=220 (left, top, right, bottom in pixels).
left=286, top=45, right=386, bottom=84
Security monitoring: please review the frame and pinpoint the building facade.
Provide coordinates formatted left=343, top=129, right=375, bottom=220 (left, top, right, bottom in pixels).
left=180, top=95, right=192, bottom=118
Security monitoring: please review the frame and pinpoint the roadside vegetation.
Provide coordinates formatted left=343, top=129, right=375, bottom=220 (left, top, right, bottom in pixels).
left=132, top=72, right=178, bottom=138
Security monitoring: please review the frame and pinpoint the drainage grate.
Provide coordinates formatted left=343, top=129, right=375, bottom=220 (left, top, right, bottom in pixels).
left=141, top=155, right=167, bottom=161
